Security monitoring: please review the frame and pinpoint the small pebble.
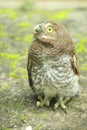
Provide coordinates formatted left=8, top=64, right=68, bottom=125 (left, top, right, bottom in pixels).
left=26, top=126, right=32, bottom=130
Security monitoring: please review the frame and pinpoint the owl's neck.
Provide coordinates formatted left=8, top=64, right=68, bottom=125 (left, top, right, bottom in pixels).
left=35, top=39, right=54, bottom=48
left=32, top=39, right=75, bottom=58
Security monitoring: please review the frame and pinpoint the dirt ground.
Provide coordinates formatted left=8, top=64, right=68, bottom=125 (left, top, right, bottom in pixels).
left=0, top=8, right=87, bottom=130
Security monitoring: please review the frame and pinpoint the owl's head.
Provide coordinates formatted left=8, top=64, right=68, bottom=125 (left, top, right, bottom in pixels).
left=33, top=21, right=70, bottom=47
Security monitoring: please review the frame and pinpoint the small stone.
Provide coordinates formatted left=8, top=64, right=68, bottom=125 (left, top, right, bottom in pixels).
left=26, top=126, right=32, bottom=130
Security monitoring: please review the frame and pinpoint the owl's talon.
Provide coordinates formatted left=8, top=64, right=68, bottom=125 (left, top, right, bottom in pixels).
left=61, top=104, right=66, bottom=110
left=54, top=103, right=59, bottom=109
left=63, top=106, right=68, bottom=113
left=36, top=101, right=41, bottom=107
left=60, top=103, right=68, bottom=113
left=46, top=101, right=50, bottom=107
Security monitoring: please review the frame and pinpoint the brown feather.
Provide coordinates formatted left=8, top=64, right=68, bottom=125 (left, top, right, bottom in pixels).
left=27, top=53, right=35, bottom=92
left=71, top=55, right=80, bottom=75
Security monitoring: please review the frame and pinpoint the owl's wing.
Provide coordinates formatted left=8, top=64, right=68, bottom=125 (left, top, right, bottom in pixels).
left=27, top=53, right=35, bottom=92
left=71, top=55, right=80, bottom=75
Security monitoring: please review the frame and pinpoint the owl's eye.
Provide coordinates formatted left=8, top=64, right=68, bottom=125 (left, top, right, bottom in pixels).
left=47, top=26, right=53, bottom=33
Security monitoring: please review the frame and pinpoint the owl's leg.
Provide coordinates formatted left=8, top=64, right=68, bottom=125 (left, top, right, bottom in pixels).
left=42, top=95, right=51, bottom=107
left=54, top=96, right=65, bottom=110
left=36, top=95, right=50, bottom=107
left=59, top=96, right=71, bottom=113
left=36, top=95, right=43, bottom=107
left=38, top=95, right=43, bottom=102
left=59, top=96, right=67, bottom=111
left=54, top=95, right=67, bottom=111
left=54, top=99, right=60, bottom=109
left=63, top=97, right=71, bottom=104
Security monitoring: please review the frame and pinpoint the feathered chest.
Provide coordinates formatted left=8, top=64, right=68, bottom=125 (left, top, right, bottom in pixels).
left=31, top=53, right=74, bottom=88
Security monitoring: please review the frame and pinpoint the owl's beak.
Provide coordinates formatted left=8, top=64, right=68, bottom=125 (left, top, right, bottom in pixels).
left=34, top=24, right=42, bottom=34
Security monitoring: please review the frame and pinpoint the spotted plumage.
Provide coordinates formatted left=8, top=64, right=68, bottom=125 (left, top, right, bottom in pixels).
left=27, top=21, right=80, bottom=111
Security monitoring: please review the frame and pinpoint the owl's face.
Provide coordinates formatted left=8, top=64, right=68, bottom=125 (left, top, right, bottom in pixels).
left=33, top=21, right=68, bottom=46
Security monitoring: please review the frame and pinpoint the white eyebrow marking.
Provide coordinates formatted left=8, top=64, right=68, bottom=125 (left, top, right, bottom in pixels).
left=45, top=23, right=52, bottom=28
left=42, top=35, right=48, bottom=38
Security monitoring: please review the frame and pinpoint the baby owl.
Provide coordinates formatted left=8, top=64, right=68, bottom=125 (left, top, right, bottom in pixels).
left=27, top=21, right=80, bottom=111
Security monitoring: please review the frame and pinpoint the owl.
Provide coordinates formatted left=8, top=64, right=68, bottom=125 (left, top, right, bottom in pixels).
left=27, top=21, right=80, bottom=111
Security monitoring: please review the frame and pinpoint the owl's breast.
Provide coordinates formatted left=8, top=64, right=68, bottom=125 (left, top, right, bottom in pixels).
left=31, top=54, right=79, bottom=96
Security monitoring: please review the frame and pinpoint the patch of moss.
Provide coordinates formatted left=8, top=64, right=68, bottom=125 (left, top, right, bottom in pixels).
left=18, top=22, right=31, bottom=28
left=35, top=123, right=43, bottom=130
left=20, top=114, right=27, bottom=122
left=80, top=64, right=87, bottom=70
left=1, top=128, right=11, bottom=130
left=0, top=53, right=21, bottom=60
left=23, top=35, right=33, bottom=43
left=51, top=10, right=74, bottom=20
left=77, top=38, right=87, bottom=53
left=0, top=83, right=9, bottom=92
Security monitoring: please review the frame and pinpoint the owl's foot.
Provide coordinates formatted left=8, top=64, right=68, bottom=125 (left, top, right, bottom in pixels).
left=54, top=96, right=70, bottom=112
left=54, top=102, right=59, bottom=109
left=54, top=102, right=67, bottom=111
left=62, top=97, right=70, bottom=113
left=54, top=102, right=67, bottom=112
left=36, top=101, right=47, bottom=107
left=36, top=100, right=50, bottom=107
left=60, top=102, right=67, bottom=112
left=36, top=95, right=44, bottom=107
left=36, top=101, right=42, bottom=107
left=36, top=95, right=50, bottom=107
left=45, top=100, right=50, bottom=106
left=63, top=97, right=70, bottom=104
